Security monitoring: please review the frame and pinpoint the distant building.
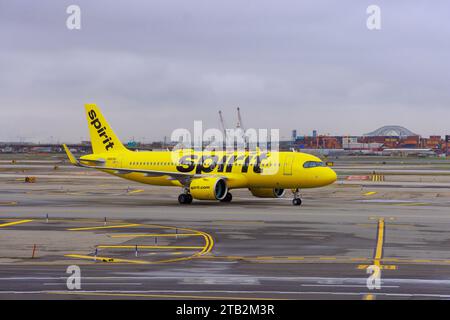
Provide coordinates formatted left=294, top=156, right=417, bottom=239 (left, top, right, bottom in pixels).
left=342, top=137, right=382, bottom=151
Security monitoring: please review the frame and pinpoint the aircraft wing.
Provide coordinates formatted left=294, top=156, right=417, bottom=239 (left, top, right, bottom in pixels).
left=62, top=144, right=225, bottom=185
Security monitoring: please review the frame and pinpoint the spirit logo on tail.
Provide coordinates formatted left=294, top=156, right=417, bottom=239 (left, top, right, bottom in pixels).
left=88, top=110, right=115, bottom=150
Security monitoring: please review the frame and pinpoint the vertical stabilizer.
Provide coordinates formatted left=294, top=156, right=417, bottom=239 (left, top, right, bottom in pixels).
left=84, top=104, right=128, bottom=154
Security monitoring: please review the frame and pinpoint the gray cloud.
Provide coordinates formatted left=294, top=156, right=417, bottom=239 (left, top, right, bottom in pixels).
left=1, top=0, right=449, bottom=142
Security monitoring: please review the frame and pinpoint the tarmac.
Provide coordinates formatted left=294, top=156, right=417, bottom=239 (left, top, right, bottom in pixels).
left=1, top=155, right=450, bottom=299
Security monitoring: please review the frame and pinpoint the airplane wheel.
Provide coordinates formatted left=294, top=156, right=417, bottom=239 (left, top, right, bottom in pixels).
left=292, top=198, right=302, bottom=206
left=220, top=192, right=232, bottom=202
left=178, top=194, right=192, bottom=204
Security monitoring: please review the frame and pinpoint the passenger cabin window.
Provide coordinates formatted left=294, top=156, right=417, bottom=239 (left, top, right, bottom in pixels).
left=303, top=161, right=326, bottom=168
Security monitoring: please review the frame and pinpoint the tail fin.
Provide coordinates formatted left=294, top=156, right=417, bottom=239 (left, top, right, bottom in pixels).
left=85, top=104, right=128, bottom=154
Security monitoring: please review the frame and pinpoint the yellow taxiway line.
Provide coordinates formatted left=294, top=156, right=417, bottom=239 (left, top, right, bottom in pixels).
left=364, top=191, right=377, bottom=196
left=357, top=264, right=396, bottom=270
left=127, top=189, right=144, bottom=194
left=0, top=201, right=18, bottom=206
left=64, top=254, right=148, bottom=264
left=97, top=245, right=204, bottom=249
left=109, top=233, right=201, bottom=238
left=67, top=224, right=140, bottom=231
left=0, top=219, right=33, bottom=228
left=374, top=218, right=385, bottom=266
left=197, top=255, right=373, bottom=264
left=48, top=291, right=281, bottom=300
left=391, top=202, right=428, bottom=206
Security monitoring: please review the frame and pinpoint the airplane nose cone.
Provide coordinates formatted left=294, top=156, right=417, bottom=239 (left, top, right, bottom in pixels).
left=322, top=168, right=337, bottom=186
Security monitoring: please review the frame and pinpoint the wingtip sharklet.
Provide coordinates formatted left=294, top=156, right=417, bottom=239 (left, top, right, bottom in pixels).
left=62, top=144, right=79, bottom=165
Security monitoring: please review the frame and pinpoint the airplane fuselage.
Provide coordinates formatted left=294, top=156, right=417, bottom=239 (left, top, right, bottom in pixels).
left=80, top=150, right=337, bottom=190
left=64, top=104, right=337, bottom=205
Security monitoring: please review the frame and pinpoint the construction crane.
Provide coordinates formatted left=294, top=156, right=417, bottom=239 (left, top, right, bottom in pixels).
left=218, top=110, right=227, bottom=136
left=218, top=108, right=247, bottom=149
left=235, top=107, right=248, bottom=149
left=236, top=107, right=244, bottom=131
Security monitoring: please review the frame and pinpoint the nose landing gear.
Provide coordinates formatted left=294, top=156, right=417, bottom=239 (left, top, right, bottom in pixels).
left=292, top=188, right=302, bottom=206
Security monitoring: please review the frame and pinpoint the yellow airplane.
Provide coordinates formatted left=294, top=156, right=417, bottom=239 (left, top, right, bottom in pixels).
left=63, top=104, right=337, bottom=206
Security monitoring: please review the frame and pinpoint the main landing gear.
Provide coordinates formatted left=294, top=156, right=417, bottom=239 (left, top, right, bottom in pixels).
left=178, top=193, right=193, bottom=204
left=178, top=191, right=233, bottom=204
left=292, top=188, right=302, bottom=206
left=220, top=192, right=233, bottom=203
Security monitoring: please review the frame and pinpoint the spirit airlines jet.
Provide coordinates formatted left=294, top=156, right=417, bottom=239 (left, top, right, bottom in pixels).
left=63, top=104, right=337, bottom=206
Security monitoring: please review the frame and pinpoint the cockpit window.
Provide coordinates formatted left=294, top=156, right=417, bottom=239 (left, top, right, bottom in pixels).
left=303, top=161, right=326, bottom=168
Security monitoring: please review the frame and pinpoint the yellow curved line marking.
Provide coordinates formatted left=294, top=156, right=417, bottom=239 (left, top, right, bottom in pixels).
left=196, top=231, right=214, bottom=256
left=145, top=230, right=214, bottom=264
left=197, top=233, right=209, bottom=255
left=139, top=224, right=214, bottom=257
left=64, top=221, right=214, bottom=264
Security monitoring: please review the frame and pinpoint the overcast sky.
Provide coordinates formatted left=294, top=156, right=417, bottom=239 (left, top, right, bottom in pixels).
left=1, top=0, right=449, bottom=143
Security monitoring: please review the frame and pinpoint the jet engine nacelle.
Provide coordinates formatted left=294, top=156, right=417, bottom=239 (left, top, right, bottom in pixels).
left=249, top=188, right=285, bottom=198
left=190, top=177, right=228, bottom=200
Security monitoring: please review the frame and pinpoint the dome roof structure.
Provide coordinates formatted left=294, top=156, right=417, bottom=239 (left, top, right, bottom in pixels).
left=364, top=125, right=418, bottom=137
